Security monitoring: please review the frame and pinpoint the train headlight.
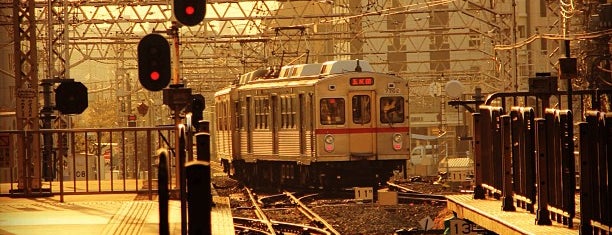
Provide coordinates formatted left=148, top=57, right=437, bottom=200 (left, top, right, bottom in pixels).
left=392, top=133, right=402, bottom=150
left=324, top=134, right=334, bottom=144
left=324, top=134, right=335, bottom=152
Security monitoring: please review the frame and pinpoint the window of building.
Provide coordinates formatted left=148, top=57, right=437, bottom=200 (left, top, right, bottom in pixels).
left=540, top=0, right=547, bottom=17
left=541, top=39, right=548, bottom=55
left=469, top=34, right=481, bottom=48
left=518, top=25, right=526, bottom=38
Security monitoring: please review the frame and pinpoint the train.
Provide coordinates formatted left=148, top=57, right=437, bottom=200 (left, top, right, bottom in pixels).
left=213, top=60, right=410, bottom=189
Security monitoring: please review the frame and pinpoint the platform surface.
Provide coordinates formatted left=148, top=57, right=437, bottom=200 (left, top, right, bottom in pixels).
left=0, top=193, right=234, bottom=235
left=446, top=194, right=579, bottom=235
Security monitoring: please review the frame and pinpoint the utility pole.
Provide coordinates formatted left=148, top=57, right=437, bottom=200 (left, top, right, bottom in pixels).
left=13, top=0, right=44, bottom=195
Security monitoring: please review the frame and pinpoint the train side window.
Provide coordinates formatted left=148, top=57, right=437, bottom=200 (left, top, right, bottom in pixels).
left=352, top=95, right=371, bottom=124
left=280, top=95, right=297, bottom=130
left=280, top=97, right=286, bottom=129
left=235, top=101, right=241, bottom=130
left=215, top=103, right=220, bottom=131
left=320, top=98, right=345, bottom=125
left=263, top=98, right=269, bottom=129
left=255, top=98, right=262, bottom=129
left=254, top=97, right=270, bottom=130
left=289, top=96, right=296, bottom=128
left=380, top=96, right=404, bottom=123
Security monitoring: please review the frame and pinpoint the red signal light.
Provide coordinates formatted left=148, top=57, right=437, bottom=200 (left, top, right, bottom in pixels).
left=138, top=34, right=171, bottom=91
left=150, top=71, right=160, bottom=80
left=173, top=0, right=205, bottom=26
left=185, top=6, right=195, bottom=15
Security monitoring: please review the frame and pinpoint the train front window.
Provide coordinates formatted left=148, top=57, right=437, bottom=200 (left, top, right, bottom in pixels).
left=320, top=98, right=345, bottom=125
left=352, top=95, right=371, bottom=124
left=380, top=96, right=404, bottom=123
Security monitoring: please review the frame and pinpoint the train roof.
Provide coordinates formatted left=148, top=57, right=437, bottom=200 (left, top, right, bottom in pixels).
left=214, top=85, right=235, bottom=96
left=278, top=63, right=323, bottom=79
left=216, top=60, right=392, bottom=95
left=320, top=60, right=373, bottom=75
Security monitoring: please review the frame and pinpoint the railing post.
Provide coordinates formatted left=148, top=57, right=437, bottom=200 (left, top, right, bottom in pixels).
left=578, top=120, right=593, bottom=235
left=501, top=115, right=515, bottom=211
left=186, top=161, right=211, bottom=235
left=480, top=106, right=493, bottom=196
left=535, top=118, right=551, bottom=225
left=158, top=149, right=170, bottom=235
left=472, top=112, right=485, bottom=199
left=178, top=125, right=187, bottom=235
left=604, top=113, right=612, bottom=231
left=559, top=110, right=575, bottom=228
left=523, top=108, right=536, bottom=213
left=491, top=107, right=503, bottom=198
left=510, top=108, right=522, bottom=204
left=545, top=109, right=560, bottom=222
left=195, top=130, right=213, bottom=208
left=186, top=129, right=213, bottom=235
left=195, top=132, right=211, bottom=162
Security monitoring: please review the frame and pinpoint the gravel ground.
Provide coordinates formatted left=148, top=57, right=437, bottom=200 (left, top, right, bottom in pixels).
left=212, top=175, right=457, bottom=234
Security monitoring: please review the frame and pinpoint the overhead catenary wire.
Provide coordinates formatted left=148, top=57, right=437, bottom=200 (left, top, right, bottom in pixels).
left=494, top=29, right=612, bottom=51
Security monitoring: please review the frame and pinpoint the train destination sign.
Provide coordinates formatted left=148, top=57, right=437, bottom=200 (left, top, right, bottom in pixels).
left=350, top=77, right=374, bottom=86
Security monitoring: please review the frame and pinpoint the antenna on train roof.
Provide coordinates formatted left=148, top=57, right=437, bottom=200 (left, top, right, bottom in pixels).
left=355, top=59, right=362, bottom=72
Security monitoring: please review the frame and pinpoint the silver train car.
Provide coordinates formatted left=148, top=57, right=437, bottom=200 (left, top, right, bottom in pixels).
left=214, top=60, right=410, bottom=189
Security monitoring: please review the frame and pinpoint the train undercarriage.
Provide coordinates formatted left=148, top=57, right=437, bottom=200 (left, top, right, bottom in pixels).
left=221, top=158, right=406, bottom=191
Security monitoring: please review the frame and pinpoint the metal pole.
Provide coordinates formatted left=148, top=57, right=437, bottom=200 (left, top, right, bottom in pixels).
left=158, top=149, right=170, bottom=235
left=169, top=24, right=182, bottom=192
left=565, top=40, right=573, bottom=113
left=178, top=126, right=187, bottom=235
left=41, top=80, right=54, bottom=181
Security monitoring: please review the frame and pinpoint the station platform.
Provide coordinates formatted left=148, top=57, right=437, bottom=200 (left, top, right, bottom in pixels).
left=446, top=194, right=579, bottom=235
left=0, top=193, right=234, bottom=235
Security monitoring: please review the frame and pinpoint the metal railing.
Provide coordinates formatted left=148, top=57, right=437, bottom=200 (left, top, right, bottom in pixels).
left=0, top=126, right=176, bottom=200
left=471, top=88, right=612, bottom=232
left=579, top=111, right=611, bottom=234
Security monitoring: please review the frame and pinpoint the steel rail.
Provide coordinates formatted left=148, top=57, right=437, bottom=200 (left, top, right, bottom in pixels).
left=234, top=217, right=331, bottom=235
left=284, top=191, right=341, bottom=235
left=245, top=187, right=277, bottom=235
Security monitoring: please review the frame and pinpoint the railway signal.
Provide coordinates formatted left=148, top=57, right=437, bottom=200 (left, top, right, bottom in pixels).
left=138, top=34, right=171, bottom=91
left=55, top=81, right=88, bottom=114
left=174, top=0, right=206, bottom=26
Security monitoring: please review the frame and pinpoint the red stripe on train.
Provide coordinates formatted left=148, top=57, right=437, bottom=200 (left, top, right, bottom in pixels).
left=315, top=127, right=409, bottom=134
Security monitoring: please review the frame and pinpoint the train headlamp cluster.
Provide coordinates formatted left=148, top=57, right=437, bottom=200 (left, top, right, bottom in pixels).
left=324, top=134, right=335, bottom=152
left=392, top=133, right=402, bottom=151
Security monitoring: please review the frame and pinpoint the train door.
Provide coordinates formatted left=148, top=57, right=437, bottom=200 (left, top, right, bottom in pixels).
left=349, top=91, right=375, bottom=157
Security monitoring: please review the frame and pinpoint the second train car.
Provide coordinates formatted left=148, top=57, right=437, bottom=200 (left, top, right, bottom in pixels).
left=214, top=60, right=410, bottom=189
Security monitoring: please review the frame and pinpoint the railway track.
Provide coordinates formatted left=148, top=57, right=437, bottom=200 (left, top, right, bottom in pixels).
left=234, top=188, right=338, bottom=235
left=284, top=192, right=341, bottom=235
left=387, top=182, right=448, bottom=203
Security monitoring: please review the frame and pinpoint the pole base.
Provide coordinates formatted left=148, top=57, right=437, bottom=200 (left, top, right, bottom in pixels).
left=9, top=188, right=52, bottom=198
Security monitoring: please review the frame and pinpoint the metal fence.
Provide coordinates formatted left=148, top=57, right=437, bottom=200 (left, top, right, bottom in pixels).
left=471, top=88, right=612, bottom=232
left=0, top=126, right=176, bottom=200
left=579, top=111, right=611, bottom=235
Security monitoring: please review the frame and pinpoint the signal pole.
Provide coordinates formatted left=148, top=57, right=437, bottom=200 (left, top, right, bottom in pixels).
left=140, top=2, right=206, bottom=233
left=169, top=23, right=188, bottom=234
